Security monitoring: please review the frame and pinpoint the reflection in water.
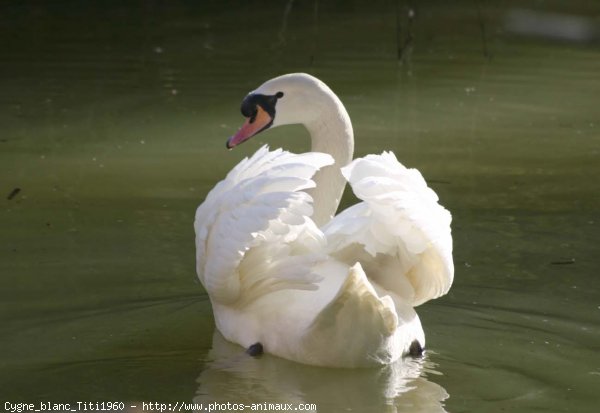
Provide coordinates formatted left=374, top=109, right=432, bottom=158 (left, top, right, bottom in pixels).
left=194, top=332, right=448, bottom=413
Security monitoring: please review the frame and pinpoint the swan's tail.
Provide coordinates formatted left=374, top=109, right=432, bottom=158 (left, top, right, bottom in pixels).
left=301, top=263, right=412, bottom=367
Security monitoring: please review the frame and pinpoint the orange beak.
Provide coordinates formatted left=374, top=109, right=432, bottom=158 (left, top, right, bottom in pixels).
left=226, top=105, right=273, bottom=149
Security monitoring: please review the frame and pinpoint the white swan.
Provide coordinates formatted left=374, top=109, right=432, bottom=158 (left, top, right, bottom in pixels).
left=194, top=73, right=453, bottom=367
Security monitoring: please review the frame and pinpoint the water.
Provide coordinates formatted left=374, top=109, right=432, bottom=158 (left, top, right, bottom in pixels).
left=1, top=1, right=599, bottom=412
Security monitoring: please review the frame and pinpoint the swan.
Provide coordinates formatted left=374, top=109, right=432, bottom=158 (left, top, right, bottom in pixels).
left=194, top=73, right=453, bottom=367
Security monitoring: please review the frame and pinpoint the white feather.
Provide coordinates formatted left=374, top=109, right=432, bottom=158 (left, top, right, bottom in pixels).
left=325, top=153, right=453, bottom=306
left=195, top=146, right=333, bottom=304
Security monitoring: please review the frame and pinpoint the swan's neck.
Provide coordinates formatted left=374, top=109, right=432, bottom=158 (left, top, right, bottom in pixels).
left=305, top=100, right=354, bottom=227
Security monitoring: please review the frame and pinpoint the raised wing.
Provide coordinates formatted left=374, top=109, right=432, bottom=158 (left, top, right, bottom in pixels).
left=323, top=152, right=453, bottom=307
left=195, top=146, right=334, bottom=305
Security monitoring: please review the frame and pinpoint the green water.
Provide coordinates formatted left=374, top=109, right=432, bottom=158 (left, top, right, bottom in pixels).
left=1, top=1, right=599, bottom=412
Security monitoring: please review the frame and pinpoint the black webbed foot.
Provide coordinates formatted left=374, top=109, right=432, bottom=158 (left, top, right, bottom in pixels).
left=408, top=340, right=424, bottom=357
left=246, top=342, right=264, bottom=357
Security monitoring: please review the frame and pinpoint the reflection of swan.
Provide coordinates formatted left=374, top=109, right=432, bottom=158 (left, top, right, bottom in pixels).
left=195, top=73, right=453, bottom=367
left=194, top=331, right=449, bottom=413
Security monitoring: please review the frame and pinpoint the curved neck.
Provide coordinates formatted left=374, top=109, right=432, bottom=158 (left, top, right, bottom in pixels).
left=305, top=100, right=354, bottom=227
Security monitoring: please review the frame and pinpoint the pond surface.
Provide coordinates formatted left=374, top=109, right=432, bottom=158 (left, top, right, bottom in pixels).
left=1, top=1, right=599, bottom=412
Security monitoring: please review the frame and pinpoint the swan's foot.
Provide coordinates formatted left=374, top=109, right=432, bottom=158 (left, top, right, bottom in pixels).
left=408, top=340, right=424, bottom=357
left=246, top=342, right=264, bottom=357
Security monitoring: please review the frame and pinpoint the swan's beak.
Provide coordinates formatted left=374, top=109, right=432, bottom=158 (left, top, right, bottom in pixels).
left=226, top=105, right=273, bottom=149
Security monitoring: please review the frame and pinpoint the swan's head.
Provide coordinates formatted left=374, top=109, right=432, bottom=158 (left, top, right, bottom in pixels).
left=226, top=73, right=331, bottom=149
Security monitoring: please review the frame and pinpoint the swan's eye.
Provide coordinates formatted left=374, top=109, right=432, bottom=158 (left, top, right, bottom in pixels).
left=276, top=91, right=284, bottom=99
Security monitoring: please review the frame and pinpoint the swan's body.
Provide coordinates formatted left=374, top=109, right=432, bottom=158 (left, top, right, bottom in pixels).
left=195, top=73, right=453, bottom=367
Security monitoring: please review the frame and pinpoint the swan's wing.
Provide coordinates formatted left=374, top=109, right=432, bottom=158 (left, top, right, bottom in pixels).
left=323, top=152, right=453, bottom=307
left=195, top=145, right=334, bottom=305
